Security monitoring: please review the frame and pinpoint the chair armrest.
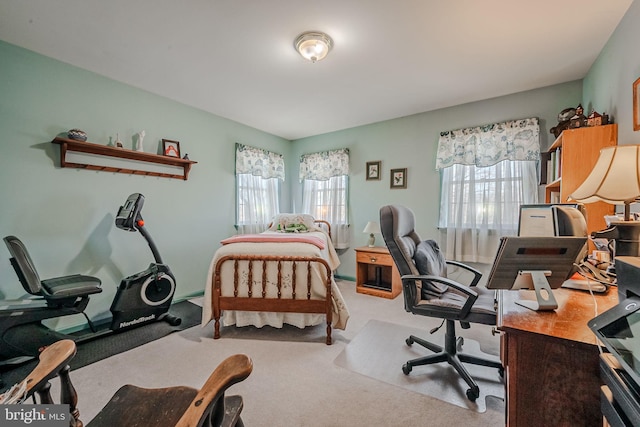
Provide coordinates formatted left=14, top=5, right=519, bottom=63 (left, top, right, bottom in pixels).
left=24, top=340, right=77, bottom=398
left=175, top=354, right=253, bottom=427
left=401, top=274, right=478, bottom=317
left=445, top=260, right=482, bottom=287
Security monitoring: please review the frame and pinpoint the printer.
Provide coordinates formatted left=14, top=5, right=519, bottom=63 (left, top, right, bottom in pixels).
left=588, top=256, right=640, bottom=425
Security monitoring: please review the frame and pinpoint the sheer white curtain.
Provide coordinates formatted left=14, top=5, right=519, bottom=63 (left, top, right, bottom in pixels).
left=300, top=149, right=350, bottom=249
left=235, top=143, right=284, bottom=234
left=436, top=118, right=540, bottom=263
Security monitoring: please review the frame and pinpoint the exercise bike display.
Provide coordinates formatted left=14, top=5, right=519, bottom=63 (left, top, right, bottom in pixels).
left=0, top=193, right=180, bottom=364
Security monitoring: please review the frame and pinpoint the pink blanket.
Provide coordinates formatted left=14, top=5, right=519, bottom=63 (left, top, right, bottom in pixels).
left=220, top=233, right=326, bottom=249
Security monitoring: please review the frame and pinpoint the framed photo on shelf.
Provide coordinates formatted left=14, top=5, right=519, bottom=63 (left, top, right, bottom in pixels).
left=634, top=77, right=640, bottom=131
left=366, top=161, right=381, bottom=180
left=162, top=139, right=181, bottom=158
left=390, top=168, right=407, bottom=189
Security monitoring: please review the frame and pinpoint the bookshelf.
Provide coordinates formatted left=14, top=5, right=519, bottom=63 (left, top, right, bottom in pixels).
left=543, top=124, right=617, bottom=237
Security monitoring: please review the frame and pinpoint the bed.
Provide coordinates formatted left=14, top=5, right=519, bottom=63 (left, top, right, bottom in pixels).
left=201, top=214, right=350, bottom=344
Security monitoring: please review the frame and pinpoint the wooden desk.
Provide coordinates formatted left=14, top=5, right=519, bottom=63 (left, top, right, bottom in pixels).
left=497, top=288, right=618, bottom=427
left=354, top=246, right=401, bottom=298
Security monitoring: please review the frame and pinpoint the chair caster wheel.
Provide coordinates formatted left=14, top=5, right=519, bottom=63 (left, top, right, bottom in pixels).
left=402, top=364, right=412, bottom=375
left=406, top=337, right=414, bottom=346
left=466, top=387, right=479, bottom=402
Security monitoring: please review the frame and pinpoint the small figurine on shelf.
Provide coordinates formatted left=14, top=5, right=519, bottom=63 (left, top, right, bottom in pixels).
left=569, top=104, right=587, bottom=129
left=67, top=129, right=87, bottom=141
left=115, top=133, right=123, bottom=148
left=550, top=107, right=575, bottom=138
left=182, top=153, right=189, bottom=160
left=587, top=110, right=603, bottom=127
left=134, top=130, right=145, bottom=152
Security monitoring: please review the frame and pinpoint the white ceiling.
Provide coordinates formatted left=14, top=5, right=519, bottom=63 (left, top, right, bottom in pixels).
left=0, top=1, right=633, bottom=140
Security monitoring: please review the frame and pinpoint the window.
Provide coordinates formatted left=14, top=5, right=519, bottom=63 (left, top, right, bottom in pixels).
left=236, top=174, right=280, bottom=234
left=235, top=143, right=284, bottom=234
left=436, top=118, right=540, bottom=263
left=302, top=174, right=348, bottom=231
left=300, top=149, right=350, bottom=249
left=439, top=161, right=538, bottom=231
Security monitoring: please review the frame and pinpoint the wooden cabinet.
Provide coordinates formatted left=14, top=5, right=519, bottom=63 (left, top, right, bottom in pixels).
left=544, top=124, right=617, bottom=237
left=355, top=246, right=401, bottom=299
left=497, top=288, right=618, bottom=426
left=52, top=137, right=197, bottom=180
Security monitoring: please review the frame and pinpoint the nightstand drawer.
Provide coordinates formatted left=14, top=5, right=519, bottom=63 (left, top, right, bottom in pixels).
left=356, top=251, right=393, bottom=266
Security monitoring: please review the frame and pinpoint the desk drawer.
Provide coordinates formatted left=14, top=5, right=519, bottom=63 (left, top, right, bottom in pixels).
left=357, top=251, right=393, bottom=266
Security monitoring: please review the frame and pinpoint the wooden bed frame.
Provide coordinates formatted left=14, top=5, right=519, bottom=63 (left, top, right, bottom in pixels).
left=211, top=220, right=335, bottom=345
left=212, top=255, right=333, bottom=344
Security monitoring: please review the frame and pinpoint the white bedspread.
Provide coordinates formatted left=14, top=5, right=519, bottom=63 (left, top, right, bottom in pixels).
left=201, top=230, right=349, bottom=330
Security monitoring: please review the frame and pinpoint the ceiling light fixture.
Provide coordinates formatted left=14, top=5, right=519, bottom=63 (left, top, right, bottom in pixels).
left=294, top=31, right=333, bottom=63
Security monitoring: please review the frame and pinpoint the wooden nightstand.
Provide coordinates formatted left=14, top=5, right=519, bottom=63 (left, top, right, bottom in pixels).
left=355, top=246, right=401, bottom=299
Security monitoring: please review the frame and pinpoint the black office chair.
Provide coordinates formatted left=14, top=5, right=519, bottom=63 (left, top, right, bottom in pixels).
left=379, top=205, right=502, bottom=401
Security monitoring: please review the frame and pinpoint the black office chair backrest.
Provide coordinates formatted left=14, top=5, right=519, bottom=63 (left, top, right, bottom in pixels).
left=380, top=205, right=421, bottom=277
left=4, top=235, right=43, bottom=295
left=380, top=205, right=446, bottom=311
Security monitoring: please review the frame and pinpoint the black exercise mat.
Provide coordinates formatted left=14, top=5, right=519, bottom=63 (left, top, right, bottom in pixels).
left=0, top=300, right=202, bottom=391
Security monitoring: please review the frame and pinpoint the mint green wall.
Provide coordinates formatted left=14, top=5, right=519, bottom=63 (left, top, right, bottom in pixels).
left=583, top=0, right=640, bottom=147
left=0, top=41, right=290, bottom=327
left=4, top=0, right=637, bottom=325
left=292, top=81, right=582, bottom=278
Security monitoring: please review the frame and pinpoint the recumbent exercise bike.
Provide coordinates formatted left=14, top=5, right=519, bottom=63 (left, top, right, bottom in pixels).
left=0, top=193, right=180, bottom=364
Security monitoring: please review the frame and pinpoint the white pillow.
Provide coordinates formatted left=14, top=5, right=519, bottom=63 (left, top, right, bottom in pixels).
left=269, top=213, right=316, bottom=232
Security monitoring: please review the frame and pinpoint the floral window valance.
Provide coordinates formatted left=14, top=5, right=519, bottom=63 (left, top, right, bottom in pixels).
left=299, top=148, right=350, bottom=181
left=235, top=143, right=285, bottom=180
left=435, top=117, right=540, bottom=170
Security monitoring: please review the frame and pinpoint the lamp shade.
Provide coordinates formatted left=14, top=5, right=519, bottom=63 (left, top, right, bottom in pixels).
left=363, top=221, right=381, bottom=234
left=569, top=145, right=640, bottom=220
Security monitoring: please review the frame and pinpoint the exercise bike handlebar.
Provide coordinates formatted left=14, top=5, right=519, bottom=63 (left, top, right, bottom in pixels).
left=116, top=193, right=164, bottom=265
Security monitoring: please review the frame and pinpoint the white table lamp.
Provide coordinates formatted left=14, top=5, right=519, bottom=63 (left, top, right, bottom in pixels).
left=363, top=221, right=381, bottom=247
left=569, top=145, right=640, bottom=256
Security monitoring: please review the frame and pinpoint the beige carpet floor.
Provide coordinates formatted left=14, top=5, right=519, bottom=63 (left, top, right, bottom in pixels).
left=334, top=319, right=504, bottom=413
left=45, top=280, right=506, bottom=426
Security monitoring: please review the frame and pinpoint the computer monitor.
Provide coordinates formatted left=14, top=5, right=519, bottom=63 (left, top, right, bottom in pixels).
left=517, top=203, right=586, bottom=237
left=486, top=236, right=588, bottom=311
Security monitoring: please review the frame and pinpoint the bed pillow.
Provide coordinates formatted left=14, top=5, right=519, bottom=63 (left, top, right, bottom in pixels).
left=270, top=213, right=316, bottom=232
left=413, top=240, right=449, bottom=296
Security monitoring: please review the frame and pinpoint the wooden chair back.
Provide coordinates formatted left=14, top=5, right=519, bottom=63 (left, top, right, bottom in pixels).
left=2, top=340, right=253, bottom=427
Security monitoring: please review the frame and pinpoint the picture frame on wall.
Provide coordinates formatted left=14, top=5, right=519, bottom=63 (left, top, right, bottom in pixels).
left=162, top=139, right=181, bottom=158
left=390, top=168, right=407, bottom=189
left=366, top=161, right=381, bottom=180
left=634, top=77, right=640, bottom=131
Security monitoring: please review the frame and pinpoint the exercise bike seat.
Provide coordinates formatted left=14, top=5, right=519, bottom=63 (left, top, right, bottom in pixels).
left=41, top=275, right=103, bottom=299
left=4, top=235, right=102, bottom=307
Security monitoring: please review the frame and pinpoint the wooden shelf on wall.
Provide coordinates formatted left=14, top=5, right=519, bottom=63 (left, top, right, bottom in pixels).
left=52, top=137, right=197, bottom=180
